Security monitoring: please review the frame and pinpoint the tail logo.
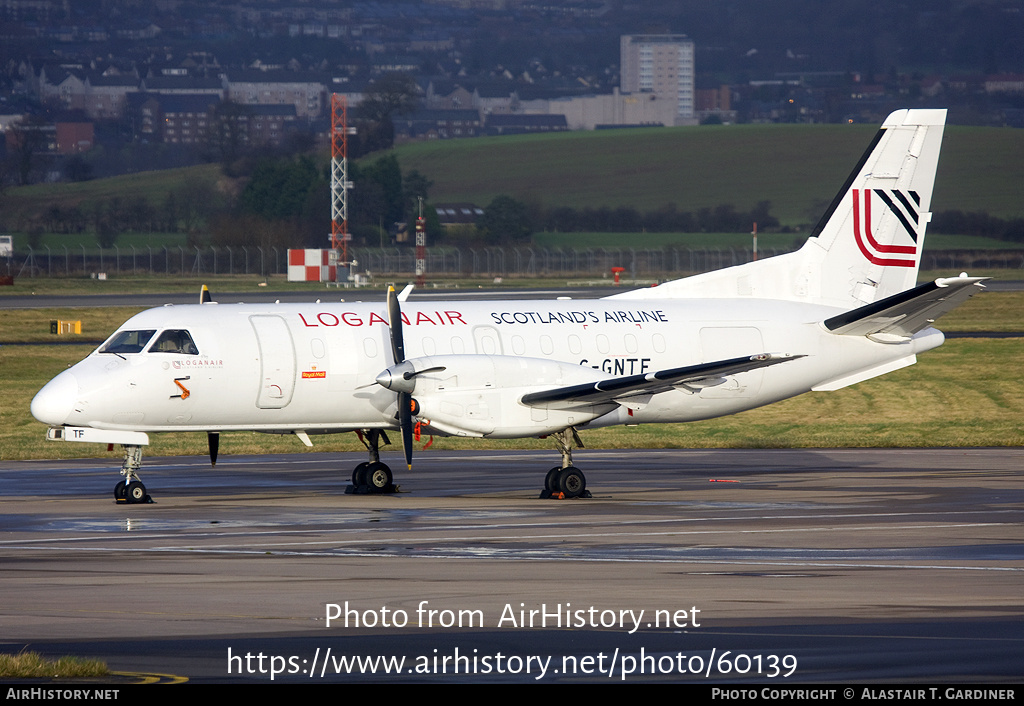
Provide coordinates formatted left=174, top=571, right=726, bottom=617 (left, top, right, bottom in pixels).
left=852, top=188, right=920, bottom=268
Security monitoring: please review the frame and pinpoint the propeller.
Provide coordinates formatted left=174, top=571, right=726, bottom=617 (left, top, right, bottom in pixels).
left=386, top=286, right=415, bottom=471
left=380, top=286, right=445, bottom=470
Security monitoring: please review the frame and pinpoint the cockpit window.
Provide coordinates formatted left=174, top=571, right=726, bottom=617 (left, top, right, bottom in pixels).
left=100, top=329, right=156, bottom=354
left=149, top=329, right=199, bottom=355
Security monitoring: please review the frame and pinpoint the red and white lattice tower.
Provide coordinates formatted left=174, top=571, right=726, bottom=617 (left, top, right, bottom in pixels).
left=330, top=94, right=354, bottom=266
left=415, top=197, right=426, bottom=287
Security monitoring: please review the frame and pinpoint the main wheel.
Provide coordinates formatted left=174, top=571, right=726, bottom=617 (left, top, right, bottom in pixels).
left=557, top=466, right=586, bottom=498
left=352, top=462, right=369, bottom=486
left=114, top=480, right=126, bottom=500
left=125, top=481, right=147, bottom=504
left=366, top=462, right=393, bottom=492
left=544, top=466, right=562, bottom=492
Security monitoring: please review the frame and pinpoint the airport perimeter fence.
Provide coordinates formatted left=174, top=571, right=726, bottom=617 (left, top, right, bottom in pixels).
left=6, top=245, right=1024, bottom=281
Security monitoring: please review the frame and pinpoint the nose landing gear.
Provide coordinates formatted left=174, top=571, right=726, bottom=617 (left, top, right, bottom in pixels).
left=115, top=445, right=152, bottom=504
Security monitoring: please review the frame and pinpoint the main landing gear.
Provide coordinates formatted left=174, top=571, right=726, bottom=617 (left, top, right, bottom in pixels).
left=114, top=444, right=152, bottom=504
left=347, top=429, right=398, bottom=494
left=540, top=427, right=591, bottom=500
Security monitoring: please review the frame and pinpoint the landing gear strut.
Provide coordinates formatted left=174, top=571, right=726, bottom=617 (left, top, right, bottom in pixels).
left=347, top=430, right=398, bottom=494
left=540, top=427, right=590, bottom=499
left=115, top=444, right=152, bottom=504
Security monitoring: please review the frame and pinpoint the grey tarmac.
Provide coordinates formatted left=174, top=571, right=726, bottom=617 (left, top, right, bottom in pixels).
left=0, top=447, right=1021, bottom=682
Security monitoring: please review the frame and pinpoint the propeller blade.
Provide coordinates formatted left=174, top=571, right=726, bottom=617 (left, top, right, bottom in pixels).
left=386, top=285, right=405, bottom=365
left=398, top=392, right=413, bottom=470
left=200, top=284, right=212, bottom=304
left=387, top=286, right=413, bottom=469
left=208, top=431, right=219, bottom=466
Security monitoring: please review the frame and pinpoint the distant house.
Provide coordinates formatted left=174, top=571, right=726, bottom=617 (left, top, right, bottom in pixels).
left=38, top=68, right=88, bottom=112
left=141, top=75, right=224, bottom=97
left=393, top=109, right=482, bottom=141
left=985, top=74, right=1024, bottom=94
left=224, top=70, right=329, bottom=119
left=127, top=93, right=299, bottom=148
left=247, top=104, right=299, bottom=145
left=156, top=94, right=220, bottom=145
left=126, top=93, right=217, bottom=144
left=83, top=75, right=140, bottom=119
left=55, top=122, right=94, bottom=153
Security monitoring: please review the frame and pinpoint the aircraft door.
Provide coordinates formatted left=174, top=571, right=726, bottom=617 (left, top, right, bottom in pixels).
left=250, top=315, right=297, bottom=408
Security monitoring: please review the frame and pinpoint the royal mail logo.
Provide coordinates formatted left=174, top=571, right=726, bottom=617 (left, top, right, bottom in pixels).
left=301, top=371, right=326, bottom=379
left=852, top=188, right=920, bottom=268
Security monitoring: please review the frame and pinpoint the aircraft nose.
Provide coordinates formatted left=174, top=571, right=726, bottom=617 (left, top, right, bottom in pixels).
left=31, top=370, right=78, bottom=426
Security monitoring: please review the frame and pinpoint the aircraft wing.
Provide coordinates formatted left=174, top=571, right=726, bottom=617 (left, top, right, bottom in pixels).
left=520, top=353, right=804, bottom=410
left=824, top=276, right=988, bottom=339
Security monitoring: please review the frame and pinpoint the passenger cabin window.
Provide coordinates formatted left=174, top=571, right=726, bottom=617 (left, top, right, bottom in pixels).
left=100, top=329, right=156, bottom=354
left=149, top=329, right=199, bottom=355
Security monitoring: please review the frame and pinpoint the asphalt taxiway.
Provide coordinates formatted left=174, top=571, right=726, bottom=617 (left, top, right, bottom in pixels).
left=1, top=447, right=1021, bottom=683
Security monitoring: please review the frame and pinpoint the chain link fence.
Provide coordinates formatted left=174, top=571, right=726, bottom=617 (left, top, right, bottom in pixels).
left=7, top=245, right=1024, bottom=281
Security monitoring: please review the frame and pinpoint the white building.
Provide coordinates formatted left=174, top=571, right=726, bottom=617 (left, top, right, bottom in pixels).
left=620, top=34, right=695, bottom=125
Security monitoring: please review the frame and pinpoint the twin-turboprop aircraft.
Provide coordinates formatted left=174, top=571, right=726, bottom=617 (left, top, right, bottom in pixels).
left=32, top=109, right=986, bottom=502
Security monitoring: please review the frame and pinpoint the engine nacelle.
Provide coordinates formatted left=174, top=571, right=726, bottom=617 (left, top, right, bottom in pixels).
left=377, top=355, right=615, bottom=438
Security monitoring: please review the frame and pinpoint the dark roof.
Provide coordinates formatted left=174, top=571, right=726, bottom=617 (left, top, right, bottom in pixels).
left=401, top=108, right=481, bottom=122
left=224, top=70, right=329, bottom=86
left=433, top=203, right=483, bottom=225
left=485, top=114, right=567, bottom=127
left=249, top=104, right=298, bottom=117
left=128, top=92, right=220, bottom=113
left=143, top=76, right=222, bottom=91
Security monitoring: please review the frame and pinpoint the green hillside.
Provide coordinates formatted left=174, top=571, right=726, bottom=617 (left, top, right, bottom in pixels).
left=388, top=123, right=1024, bottom=224
left=3, top=123, right=1022, bottom=233
left=3, top=163, right=224, bottom=220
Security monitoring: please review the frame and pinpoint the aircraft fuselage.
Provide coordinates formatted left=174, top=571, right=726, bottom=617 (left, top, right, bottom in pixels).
left=32, top=297, right=942, bottom=439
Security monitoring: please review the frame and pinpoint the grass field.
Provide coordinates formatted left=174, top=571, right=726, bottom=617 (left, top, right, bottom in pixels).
left=532, top=231, right=1024, bottom=250
left=389, top=123, right=1024, bottom=222
left=3, top=291, right=1021, bottom=462
left=0, top=652, right=108, bottom=679
left=7, top=230, right=1023, bottom=254
left=3, top=163, right=223, bottom=223
left=3, top=124, right=1024, bottom=239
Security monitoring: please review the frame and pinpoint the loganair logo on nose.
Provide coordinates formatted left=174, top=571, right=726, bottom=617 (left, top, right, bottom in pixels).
left=852, top=188, right=920, bottom=268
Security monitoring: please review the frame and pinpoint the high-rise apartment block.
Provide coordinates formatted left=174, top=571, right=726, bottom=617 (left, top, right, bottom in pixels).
left=620, top=34, right=695, bottom=124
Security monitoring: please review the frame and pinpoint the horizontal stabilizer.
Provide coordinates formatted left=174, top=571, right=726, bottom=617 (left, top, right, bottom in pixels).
left=824, top=275, right=987, bottom=340
left=520, top=353, right=804, bottom=409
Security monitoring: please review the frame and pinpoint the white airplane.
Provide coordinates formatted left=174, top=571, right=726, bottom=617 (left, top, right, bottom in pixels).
left=32, top=109, right=986, bottom=502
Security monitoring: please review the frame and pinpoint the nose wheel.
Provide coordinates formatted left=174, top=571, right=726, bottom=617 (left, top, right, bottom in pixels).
left=115, top=445, right=152, bottom=504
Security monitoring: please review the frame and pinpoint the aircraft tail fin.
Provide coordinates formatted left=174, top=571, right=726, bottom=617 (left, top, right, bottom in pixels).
left=804, top=108, right=946, bottom=307
left=607, top=109, right=947, bottom=308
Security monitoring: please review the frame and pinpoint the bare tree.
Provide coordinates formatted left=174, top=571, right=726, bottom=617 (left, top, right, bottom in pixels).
left=6, top=115, right=52, bottom=185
